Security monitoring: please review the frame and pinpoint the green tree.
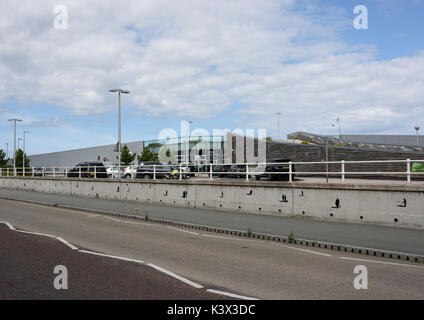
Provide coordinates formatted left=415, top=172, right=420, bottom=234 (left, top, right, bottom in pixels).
left=137, top=148, right=159, bottom=163
left=120, top=145, right=136, bottom=165
left=0, top=149, right=8, bottom=167
left=15, top=149, right=30, bottom=168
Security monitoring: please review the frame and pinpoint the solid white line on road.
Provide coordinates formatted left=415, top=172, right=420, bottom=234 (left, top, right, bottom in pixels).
left=78, top=250, right=145, bottom=264
left=147, top=263, right=204, bottom=289
left=206, top=289, right=259, bottom=300
left=339, top=256, right=424, bottom=269
left=103, top=216, right=122, bottom=222
left=0, top=221, right=16, bottom=230
left=56, top=237, right=79, bottom=250
left=271, top=242, right=332, bottom=257
left=15, top=230, right=56, bottom=238
left=167, top=226, right=199, bottom=235
left=201, top=234, right=264, bottom=243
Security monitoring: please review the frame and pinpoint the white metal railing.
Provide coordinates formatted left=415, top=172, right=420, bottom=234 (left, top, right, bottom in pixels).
left=1, top=159, right=424, bottom=184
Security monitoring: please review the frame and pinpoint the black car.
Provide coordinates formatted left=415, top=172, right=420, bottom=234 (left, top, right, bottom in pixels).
left=135, top=162, right=172, bottom=179
left=67, top=162, right=108, bottom=178
left=254, top=159, right=295, bottom=181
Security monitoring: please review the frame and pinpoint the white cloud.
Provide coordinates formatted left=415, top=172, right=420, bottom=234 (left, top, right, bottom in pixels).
left=0, top=0, right=423, bottom=135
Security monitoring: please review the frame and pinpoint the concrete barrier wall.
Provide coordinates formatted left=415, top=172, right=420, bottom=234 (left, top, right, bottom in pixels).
left=1, top=177, right=424, bottom=230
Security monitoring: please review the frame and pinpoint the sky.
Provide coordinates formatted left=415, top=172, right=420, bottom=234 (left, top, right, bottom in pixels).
left=0, top=0, right=423, bottom=156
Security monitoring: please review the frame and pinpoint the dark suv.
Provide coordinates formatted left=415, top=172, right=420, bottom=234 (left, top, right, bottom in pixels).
left=254, top=159, right=294, bottom=181
left=135, top=162, right=172, bottom=179
left=67, top=162, right=108, bottom=178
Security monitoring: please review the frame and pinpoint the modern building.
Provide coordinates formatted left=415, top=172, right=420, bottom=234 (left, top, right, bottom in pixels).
left=28, top=135, right=229, bottom=168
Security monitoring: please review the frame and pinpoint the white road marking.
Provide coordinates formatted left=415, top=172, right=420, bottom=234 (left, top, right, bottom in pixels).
left=56, top=237, right=79, bottom=250
left=86, top=214, right=100, bottom=218
left=147, top=263, right=204, bottom=289
left=103, top=216, right=122, bottom=222
left=15, top=230, right=56, bottom=238
left=201, top=234, right=264, bottom=243
left=0, top=221, right=16, bottom=230
left=339, top=256, right=424, bottom=269
left=271, top=242, right=332, bottom=257
left=78, top=250, right=145, bottom=264
left=167, top=226, right=199, bottom=235
left=206, top=289, right=259, bottom=300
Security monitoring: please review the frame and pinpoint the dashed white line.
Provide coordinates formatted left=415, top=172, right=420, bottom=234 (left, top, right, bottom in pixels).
left=201, top=234, right=264, bottom=243
left=271, top=242, right=332, bottom=257
left=78, top=250, right=145, bottom=264
left=147, top=263, right=204, bottom=289
left=167, top=226, right=199, bottom=235
left=206, top=289, right=259, bottom=300
left=339, top=256, right=424, bottom=269
left=56, top=237, right=79, bottom=250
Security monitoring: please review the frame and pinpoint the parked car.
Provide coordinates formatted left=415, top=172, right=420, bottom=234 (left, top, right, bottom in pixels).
left=106, top=166, right=120, bottom=178
left=136, top=162, right=172, bottom=179
left=212, top=164, right=232, bottom=177
left=32, top=167, right=43, bottom=176
left=67, top=162, right=108, bottom=178
left=254, top=159, right=294, bottom=181
left=121, top=165, right=139, bottom=179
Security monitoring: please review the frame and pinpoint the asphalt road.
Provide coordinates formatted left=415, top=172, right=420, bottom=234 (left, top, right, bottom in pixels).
left=0, top=224, right=225, bottom=300
left=1, top=188, right=423, bottom=256
left=1, top=199, right=423, bottom=299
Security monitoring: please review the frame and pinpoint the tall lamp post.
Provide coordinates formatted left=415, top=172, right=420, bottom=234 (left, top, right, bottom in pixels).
left=184, top=120, right=192, bottom=166
left=109, top=89, right=130, bottom=175
left=336, top=118, right=341, bottom=139
left=415, top=125, right=420, bottom=146
left=23, top=130, right=30, bottom=175
left=8, top=119, right=23, bottom=176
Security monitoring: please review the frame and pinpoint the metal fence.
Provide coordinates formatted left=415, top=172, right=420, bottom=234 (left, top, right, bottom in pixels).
left=1, top=159, right=424, bottom=184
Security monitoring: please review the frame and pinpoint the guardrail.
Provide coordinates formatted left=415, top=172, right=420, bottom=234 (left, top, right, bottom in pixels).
left=1, top=159, right=424, bottom=184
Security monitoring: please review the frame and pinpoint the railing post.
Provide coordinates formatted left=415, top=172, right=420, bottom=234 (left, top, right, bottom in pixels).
left=341, top=160, right=345, bottom=183
left=65, top=167, right=68, bottom=178
left=179, top=163, right=182, bottom=180
left=245, top=163, right=249, bottom=182
left=79, top=167, right=81, bottom=179
left=23, top=166, right=25, bottom=177
left=209, top=163, right=213, bottom=180
left=94, top=166, right=97, bottom=179
left=42, top=167, right=45, bottom=177
left=289, top=161, right=293, bottom=182
left=32, top=167, right=34, bottom=177
left=53, top=167, right=55, bottom=177
left=406, top=159, right=411, bottom=184
left=7, top=168, right=9, bottom=176
left=153, top=164, right=156, bottom=180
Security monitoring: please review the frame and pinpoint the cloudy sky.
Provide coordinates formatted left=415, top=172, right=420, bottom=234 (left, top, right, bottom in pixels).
left=0, top=0, right=423, bottom=155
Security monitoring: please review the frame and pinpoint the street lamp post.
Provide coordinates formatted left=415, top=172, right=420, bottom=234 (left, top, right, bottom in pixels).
left=109, top=89, right=130, bottom=176
left=8, top=119, right=23, bottom=176
left=23, top=131, right=30, bottom=176
left=184, top=120, right=192, bottom=166
left=415, top=125, right=420, bottom=146
left=336, top=118, right=341, bottom=139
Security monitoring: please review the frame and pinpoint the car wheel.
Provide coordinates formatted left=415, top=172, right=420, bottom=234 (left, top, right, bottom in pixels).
left=255, top=176, right=260, bottom=181
left=142, top=174, right=150, bottom=179
left=125, top=174, right=131, bottom=179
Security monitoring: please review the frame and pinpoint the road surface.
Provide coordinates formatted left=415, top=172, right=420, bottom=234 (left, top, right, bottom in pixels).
left=0, top=199, right=423, bottom=299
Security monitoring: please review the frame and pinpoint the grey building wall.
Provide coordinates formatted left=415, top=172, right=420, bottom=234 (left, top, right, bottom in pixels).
left=227, top=133, right=424, bottom=176
left=29, top=141, right=144, bottom=167
left=341, top=135, right=424, bottom=147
